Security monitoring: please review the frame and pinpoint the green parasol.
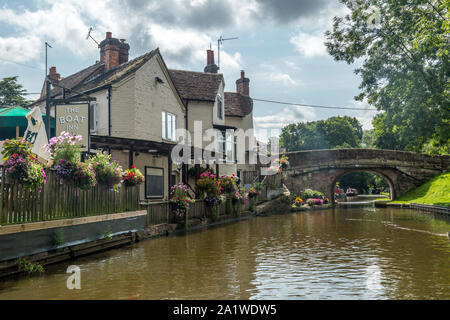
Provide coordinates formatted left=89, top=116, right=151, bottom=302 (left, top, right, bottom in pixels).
left=0, top=106, right=55, bottom=140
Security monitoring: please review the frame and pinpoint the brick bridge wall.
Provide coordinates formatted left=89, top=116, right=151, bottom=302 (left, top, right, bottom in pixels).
left=282, top=149, right=449, bottom=204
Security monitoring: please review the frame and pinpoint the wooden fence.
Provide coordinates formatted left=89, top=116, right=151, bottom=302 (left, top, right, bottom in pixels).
left=0, top=168, right=140, bottom=225
left=142, top=197, right=255, bottom=226
left=241, top=170, right=259, bottom=185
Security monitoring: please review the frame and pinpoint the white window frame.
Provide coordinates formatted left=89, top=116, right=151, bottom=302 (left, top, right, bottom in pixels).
left=217, top=94, right=223, bottom=119
left=225, top=130, right=235, bottom=163
left=89, top=102, right=98, bottom=134
left=215, top=130, right=225, bottom=154
left=215, top=129, right=235, bottom=163
left=162, top=111, right=177, bottom=142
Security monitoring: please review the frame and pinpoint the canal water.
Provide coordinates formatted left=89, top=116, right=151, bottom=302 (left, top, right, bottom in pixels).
left=0, top=207, right=449, bottom=300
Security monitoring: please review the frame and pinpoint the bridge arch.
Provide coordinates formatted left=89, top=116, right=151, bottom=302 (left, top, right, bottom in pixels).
left=330, top=169, right=395, bottom=205
left=282, top=149, right=449, bottom=207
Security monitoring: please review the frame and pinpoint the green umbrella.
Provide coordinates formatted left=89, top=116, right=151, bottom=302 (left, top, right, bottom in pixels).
left=0, top=106, right=55, bottom=140
left=0, top=106, right=55, bottom=128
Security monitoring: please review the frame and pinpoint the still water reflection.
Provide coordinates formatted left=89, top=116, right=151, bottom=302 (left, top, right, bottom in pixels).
left=0, top=207, right=449, bottom=299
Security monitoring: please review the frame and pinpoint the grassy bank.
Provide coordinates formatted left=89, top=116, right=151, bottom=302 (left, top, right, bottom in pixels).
left=390, top=172, right=450, bottom=207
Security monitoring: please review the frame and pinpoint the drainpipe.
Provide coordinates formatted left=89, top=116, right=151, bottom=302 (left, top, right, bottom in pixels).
left=108, top=86, right=112, bottom=136
left=182, top=100, right=189, bottom=184
left=129, top=148, right=134, bottom=169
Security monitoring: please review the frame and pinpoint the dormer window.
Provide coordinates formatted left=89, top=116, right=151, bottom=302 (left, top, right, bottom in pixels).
left=217, top=94, right=223, bottom=119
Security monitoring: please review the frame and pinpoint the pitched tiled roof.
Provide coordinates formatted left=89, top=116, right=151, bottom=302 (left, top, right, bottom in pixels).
left=76, top=49, right=158, bottom=93
left=32, top=49, right=158, bottom=105
left=168, top=69, right=223, bottom=102
left=32, top=63, right=104, bottom=106
left=224, top=92, right=253, bottom=117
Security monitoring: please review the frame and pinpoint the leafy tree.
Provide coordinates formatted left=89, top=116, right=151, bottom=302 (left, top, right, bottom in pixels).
left=338, top=172, right=390, bottom=194
left=362, top=129, right=376, bottom=148
left=280, top=116, right=363, bottom=151
left=325, top=0, right=449, bottom=154
left=0, top=76, right=29, bottom=107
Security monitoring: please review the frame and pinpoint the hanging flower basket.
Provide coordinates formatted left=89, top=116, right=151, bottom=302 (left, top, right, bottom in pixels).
left=123, top=166, right=144, bottom=187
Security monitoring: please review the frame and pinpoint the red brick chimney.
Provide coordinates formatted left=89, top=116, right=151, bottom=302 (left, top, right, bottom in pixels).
left=48, top=66, right=61, bottom=82
left=99, top=32, right=129, bottom=70
left=204, top=49, right=219, bottom=73
left=236, top=70, right=250, bottom=96
left=119, top=39, right=130, bottom=64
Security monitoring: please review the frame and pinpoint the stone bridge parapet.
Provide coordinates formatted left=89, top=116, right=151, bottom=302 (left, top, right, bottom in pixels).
left=282, top=149, right=449, bottom=204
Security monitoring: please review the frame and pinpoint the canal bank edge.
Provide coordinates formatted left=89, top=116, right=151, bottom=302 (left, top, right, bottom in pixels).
left=0, top=210, right=147, bottom=279
left=0, top=198, right=334, bottom=279
left=4, top=195, right=446, bottom=280
left=374, top=200, right=450, bottom=215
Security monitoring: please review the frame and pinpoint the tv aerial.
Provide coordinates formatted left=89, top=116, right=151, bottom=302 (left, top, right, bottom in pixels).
left=86, top=27, right=100, bottom=47
left=217, top=35, right=238, bottom=70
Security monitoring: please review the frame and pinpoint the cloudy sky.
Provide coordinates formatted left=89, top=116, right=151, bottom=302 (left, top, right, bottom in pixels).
left=0, top=0, right=379, bottom=141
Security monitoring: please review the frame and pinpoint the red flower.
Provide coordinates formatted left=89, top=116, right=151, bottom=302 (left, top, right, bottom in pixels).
left=131, top=165, right=136, bottom=169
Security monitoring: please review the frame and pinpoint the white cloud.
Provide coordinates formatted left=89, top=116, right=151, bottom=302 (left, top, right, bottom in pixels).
left=290, top=31, right=327, bottom=58
left=0, top=4, right=97, bottom=60
left=150, top=25, right=211, bottom=64
left=255, top=64, right=298, bottom=87
left=284, top=60, right=300, bottom=70
left=288, top=1, right=349, bottom=59
left=270, top=72, right=297, bottom=86
left=0, top=36, right=41, bottom=63
left=344, top=99, right=380, bottom=130
left=0, top=0, right=243, bottom=73
left=253, top=105, right=316, bottom=142
left=254, top=105, right=316, bottom=130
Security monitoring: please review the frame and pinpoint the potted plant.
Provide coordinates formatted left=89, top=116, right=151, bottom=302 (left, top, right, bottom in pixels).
left=196, top=171, right=219, bottom=199
left=45, top=131, right=83, bottom=186
left=169, top=183, right=195, bottom=228
left=54, top=158, right=76, bottom=184
left=123, top=166, right=144, bottom=187
left=44, top=131, right=82, bottom=165
left=196, top=171, right=224, bottom=221
left=292, top=197, right=303, bottom=208
left=72, top=162, right=96, bottom=190
left=232, top=189, right=245, bottom=216
left=219, top=175, right=238, bottom=215
left=88, top=153, right=123, bottom=190
left=2, top=139, right=46, bottom=190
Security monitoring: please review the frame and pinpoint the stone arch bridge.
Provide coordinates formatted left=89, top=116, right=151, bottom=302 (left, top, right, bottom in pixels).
left=281, top=149, right=449, bottom=204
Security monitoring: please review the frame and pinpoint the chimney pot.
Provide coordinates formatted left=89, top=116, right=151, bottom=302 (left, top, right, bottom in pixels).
left=236, top=70, right=250, bottom=96
left=204, top=49, right=219, bottom=73
left=48, top=66, right=60, bottom=81
left=99, top=32, right=129, bottom=70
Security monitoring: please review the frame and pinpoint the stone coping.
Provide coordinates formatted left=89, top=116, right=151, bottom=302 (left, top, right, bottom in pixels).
left=0, top=210, right=147, bottom=235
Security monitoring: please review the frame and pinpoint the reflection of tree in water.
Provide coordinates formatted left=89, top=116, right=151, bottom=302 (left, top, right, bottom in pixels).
left=337, top=172, right=389, bottom=194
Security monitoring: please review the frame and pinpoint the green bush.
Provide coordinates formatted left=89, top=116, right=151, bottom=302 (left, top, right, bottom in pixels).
left=17, top=258, right=44, bottom=275
left=73, top=162, right=97, bottom=190
left=303, top=189, right=324, bottom=200
left=88, top=153, right=123, bottom=188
